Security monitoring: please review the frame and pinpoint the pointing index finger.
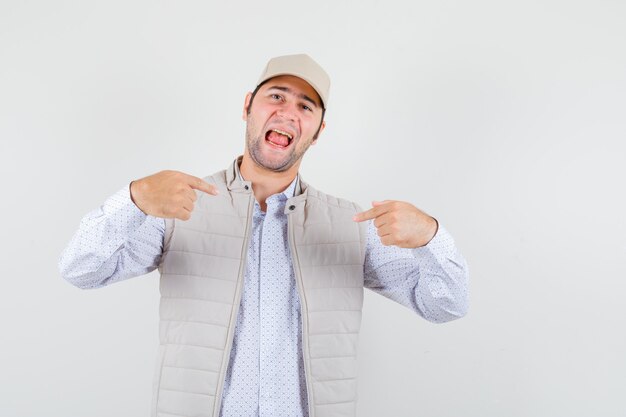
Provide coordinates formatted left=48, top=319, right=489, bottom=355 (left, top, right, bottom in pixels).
left=185, top=174, right=219, bottom=196
left=353, top=208, right=375, bottom=222
left=353, top=204, right=387, bottom=222
left=353, top=200, right=394, bottom=222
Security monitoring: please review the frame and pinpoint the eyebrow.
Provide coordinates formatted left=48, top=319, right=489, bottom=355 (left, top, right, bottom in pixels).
left=267, top=86, right=320, bottom=109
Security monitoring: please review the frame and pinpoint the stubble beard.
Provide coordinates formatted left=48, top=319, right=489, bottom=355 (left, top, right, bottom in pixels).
left=245, top=116, right=313, bottom=173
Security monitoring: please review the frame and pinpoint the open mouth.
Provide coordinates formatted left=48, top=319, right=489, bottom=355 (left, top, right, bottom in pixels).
left=265, top=128, right=293, bottom=149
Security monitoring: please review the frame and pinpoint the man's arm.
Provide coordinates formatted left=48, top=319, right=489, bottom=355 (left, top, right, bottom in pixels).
left=363, top=220, right=469, bottom=323
left=58, top=183, right=166, bottom=289
left=59, top=170, right=219, bottom=289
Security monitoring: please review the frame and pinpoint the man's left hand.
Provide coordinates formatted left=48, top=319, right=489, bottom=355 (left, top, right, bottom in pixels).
left=353, top=200, right=438, bottom=248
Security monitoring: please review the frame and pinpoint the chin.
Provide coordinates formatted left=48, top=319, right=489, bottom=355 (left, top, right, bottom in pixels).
left=251, top=152, right=293, bottom=172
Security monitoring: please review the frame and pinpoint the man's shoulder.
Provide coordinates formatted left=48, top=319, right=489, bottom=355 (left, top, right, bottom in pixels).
left=201, top=168, right=228, bottom=185
left=303, top=182, right=363, bottom=213
left=303, top=183, right=368, bottom=242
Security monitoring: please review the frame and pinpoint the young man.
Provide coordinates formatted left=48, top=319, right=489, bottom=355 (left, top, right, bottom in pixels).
left=59, top=54, right=469, bottom=417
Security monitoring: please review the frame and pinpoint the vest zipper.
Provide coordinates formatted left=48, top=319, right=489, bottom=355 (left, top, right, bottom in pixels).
left=213, top=191, right=256, bottom=416
left=287, top=212, right=314, bottom=417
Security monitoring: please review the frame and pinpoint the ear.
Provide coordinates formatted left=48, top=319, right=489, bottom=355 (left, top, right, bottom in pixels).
left=242, top=92, right=252, bottom=121
left=311, top=120, right=326, bottom=145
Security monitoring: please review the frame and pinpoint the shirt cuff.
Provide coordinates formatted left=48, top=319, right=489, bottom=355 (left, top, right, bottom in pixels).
left=411, top=223, right=458, bottom=264
left=96, top=182, right=149, bottom=233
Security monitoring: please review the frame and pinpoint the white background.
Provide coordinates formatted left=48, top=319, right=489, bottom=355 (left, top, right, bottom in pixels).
left=1, top=1, right=624, bottom=416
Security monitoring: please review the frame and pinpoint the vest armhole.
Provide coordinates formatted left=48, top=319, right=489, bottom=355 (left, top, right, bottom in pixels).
left=162, top=218, right=175, bottom=254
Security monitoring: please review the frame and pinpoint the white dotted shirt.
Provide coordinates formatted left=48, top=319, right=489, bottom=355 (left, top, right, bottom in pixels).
left=59, top=176, right=469, bottom=417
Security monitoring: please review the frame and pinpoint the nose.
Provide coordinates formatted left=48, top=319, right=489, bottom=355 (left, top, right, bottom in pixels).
left=276, top=101, right=298, bottom=121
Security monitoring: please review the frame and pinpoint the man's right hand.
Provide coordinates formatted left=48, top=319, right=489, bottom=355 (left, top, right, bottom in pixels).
left=129, top=170, right=219, bottom=220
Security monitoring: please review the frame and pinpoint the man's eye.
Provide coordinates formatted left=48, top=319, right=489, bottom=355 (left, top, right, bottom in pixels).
left=302, top=104, right=312, bottom=112
left=271, top=94, right=281, bottom=100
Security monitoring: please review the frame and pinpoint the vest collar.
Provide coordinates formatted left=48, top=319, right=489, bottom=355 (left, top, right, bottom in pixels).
left=226, top=155, right=310, bottom=206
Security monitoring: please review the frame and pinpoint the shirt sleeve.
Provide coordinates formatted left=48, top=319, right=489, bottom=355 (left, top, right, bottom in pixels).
left=363, top=219, right=469, bottom=323
left=58, top=183, right=166, bottom=289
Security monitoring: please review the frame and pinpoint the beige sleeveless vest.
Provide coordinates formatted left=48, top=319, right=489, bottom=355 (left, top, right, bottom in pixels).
left=153, top=157, right=367, bottom=417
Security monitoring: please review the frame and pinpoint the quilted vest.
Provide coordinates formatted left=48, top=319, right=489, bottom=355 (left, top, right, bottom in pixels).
left=152, top=157, right=368, bottom=417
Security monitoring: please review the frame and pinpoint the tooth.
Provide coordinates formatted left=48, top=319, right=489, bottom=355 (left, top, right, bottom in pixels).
left=272, top=129, right=292, bottom=140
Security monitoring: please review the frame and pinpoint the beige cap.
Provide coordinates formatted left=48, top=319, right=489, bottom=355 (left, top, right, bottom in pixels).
left=257, top=53, right=330, bottom=109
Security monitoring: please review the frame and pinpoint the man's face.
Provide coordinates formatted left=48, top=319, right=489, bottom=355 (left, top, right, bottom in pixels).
left=243, top=75, right=326, bottom=172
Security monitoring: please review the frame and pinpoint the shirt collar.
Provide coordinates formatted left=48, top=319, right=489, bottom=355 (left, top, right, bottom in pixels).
left=238, top=171, right=299, bottom=200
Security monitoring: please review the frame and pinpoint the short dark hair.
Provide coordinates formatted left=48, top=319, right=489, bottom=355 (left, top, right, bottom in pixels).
left=246, top=80, right=326, bottom=140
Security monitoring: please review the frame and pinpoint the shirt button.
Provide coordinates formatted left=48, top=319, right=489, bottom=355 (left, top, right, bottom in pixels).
left=289, top=204, right=296, bottom=210
left=244, top=185, right=249, bottom=190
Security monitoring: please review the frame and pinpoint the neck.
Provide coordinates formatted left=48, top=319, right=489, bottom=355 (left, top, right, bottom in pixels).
left=239, top=152, right=299, bottom=212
